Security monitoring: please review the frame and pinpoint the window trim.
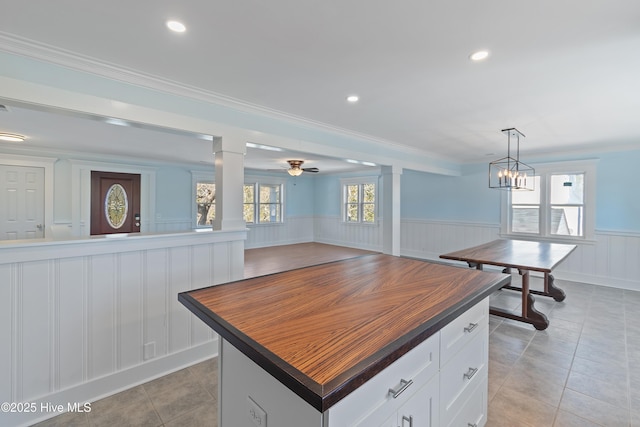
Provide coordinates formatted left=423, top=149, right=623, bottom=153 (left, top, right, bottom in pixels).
left=340, top=176, right=379, bottom=225
left=244, top=175, right=286, bottom=225
left=500, top=159, right=597, bottom=243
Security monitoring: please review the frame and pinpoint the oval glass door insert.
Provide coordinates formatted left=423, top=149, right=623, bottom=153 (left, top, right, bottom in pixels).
left=104, top=183, right=128, bottom=229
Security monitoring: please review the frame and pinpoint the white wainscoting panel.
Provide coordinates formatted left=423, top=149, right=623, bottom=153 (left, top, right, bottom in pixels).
left=0, top=230, right=245, bottom=426
left=400, top=219, right=640, bottom=291
left=314, top=215, right=382, bottom=252
left=245, top=216, right=315, bottom=249
left=401, top=219, right=501, bottom=261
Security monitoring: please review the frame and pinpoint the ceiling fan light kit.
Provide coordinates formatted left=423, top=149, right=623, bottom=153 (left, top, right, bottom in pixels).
left=286, top=160, right=319, bottom=176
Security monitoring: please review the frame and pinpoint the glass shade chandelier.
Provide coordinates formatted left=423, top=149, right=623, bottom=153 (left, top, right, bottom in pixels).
left=489, top=128, right=535, bottom=191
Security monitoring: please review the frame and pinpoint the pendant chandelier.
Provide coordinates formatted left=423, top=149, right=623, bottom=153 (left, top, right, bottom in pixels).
left=488, top=128, right=535, bottom=191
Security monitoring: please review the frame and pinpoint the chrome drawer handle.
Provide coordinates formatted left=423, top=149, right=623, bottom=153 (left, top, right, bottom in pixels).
left=388, top=378, right=413, bottom=399
left=463, top=367, right=478, bottom=380
left=463, top=322, right=478, bottom=333
left=402, top=415, right=414, bottom=427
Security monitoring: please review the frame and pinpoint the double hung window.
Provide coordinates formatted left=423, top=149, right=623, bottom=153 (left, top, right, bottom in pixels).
left=504, top=160, right=595, bottom=241
left=342, top=178, right=377, bottom=223
left=244, top=182, right=283, bottom=223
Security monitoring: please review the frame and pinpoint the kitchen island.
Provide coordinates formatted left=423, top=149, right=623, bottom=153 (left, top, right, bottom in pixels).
left=179, top=254, right=510, bottom=426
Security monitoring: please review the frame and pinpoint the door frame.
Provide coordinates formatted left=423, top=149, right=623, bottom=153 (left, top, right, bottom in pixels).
left=71, top=159, right=156, bottom=237
left=1, top=153, right=55, bottom=239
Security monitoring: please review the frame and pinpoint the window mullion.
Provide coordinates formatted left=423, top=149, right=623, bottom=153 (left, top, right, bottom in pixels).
left=358, top=184, right=364, bottom=222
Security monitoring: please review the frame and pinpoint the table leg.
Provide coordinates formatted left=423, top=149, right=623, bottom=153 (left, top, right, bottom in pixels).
left=489, top=268, right=549, bottom=330
left=519, top=268, right=548, bottom=330
left=501, top=270, right=566, bottom=302
left=545, top=273, right=566, bottom=302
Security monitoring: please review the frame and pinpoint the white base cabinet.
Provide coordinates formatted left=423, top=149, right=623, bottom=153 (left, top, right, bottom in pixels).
left=218, top=297, right=489, bottom=427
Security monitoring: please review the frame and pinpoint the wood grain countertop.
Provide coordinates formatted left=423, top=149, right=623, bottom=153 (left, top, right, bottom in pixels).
left=178, top=254, right=510, bottom=412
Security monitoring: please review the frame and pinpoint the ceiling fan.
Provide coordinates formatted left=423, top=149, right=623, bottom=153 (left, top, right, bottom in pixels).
left=286, top=160, right=319, bottom=176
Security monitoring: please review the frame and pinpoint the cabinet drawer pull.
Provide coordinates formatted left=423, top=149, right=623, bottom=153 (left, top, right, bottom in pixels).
left=388, top=378, right=413, bottom=399
left=463, top=367, right=478, bottom=380
left=463, top=322, right=478, bottom=333
left=402, top=415, right=414, bottom=427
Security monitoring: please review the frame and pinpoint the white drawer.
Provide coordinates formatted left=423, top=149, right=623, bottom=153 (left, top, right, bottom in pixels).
left=327, top=332, right=440, bottom=427
left=440, top=297, right=488, bottom=365
left=440, top=324, right=488, bottom=426
left=447, top=376, right=488, bottom=427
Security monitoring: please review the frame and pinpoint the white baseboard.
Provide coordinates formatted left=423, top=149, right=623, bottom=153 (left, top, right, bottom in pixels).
left=6, top=339, right=218, bottom=427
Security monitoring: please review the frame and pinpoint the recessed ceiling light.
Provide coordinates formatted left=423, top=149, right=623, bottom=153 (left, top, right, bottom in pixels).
left=470, top=50, right=489, bottom=61
left=346, top=95, right=359, bottom=103
left=0, top=133, right=25, bottom=142
left=166, top=20, right=186, bottom=33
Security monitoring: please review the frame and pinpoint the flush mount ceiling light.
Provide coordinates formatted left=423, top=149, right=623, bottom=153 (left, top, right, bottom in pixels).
left=166, top=20, right=186, bottom=33
left=470, top=50, right=489, bottom=61
left=346, top=95, right=359, bottom=103
left=0, top=133, right=25, bottom=142
left=489, top=128, right=535, bottom=191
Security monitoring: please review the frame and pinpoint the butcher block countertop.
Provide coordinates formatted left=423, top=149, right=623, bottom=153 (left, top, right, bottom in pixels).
left=178, top=254, right=510, bottom=411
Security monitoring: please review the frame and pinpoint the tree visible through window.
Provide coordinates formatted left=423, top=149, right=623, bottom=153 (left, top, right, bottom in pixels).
left=196, top=182, right=215, bottom=226
left=344, top=181, right=376, bottom=223
left=244, top=182, right=283, bottom=223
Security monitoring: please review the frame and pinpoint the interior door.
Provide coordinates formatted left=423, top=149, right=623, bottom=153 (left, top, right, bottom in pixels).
left=90, top=171, right=141, bottom=235
left=0, top=164, right=45, bottom=240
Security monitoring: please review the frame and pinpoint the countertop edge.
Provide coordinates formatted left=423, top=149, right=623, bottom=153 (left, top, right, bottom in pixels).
left=178, top=273, right=510, bottom=412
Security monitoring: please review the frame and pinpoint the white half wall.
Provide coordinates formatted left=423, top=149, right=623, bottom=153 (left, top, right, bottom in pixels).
left=0, top=230, right=245, bottom=426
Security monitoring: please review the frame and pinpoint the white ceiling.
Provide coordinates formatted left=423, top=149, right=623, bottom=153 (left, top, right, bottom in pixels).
left=1, top=0, right=640, bottom=170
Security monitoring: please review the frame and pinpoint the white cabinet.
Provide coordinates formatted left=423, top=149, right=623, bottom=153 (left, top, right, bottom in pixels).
left=218, top=297, right=490, bottom=427
left=379, top=376, right=440, bottom=427
left=440, top=298, right=489, bottom=427
left=330, top=332, right=440, bottom=427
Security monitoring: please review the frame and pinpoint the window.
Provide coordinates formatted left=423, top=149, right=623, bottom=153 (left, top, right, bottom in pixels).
left=192, top=171, right=215, bottom=229
left=342, top=178, right=377, bottom=223
left=244, top=182, right=283, bottom=224
left=503, top=160, right=596, bottom=241
left=196, top=182, right=215, bottom=226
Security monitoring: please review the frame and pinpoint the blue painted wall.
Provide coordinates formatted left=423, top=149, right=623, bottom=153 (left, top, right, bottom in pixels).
left=397, top=148, right=640, bottom=232
left=285, top=175, right=315, bottom=216
left=401, top=165, right=501, bottom=224
left=595, top=149, right=640, bottom=232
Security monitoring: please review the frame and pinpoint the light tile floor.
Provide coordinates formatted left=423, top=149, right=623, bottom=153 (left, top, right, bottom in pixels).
left=33, top=276, right=640, bottom=426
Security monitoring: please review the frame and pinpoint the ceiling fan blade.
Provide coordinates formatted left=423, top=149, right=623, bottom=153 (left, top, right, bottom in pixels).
left=302, top=167, right=319, bottom=173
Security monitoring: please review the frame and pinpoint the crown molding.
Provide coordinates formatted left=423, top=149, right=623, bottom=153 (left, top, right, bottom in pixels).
left=0, top=32, right=450, bottom=164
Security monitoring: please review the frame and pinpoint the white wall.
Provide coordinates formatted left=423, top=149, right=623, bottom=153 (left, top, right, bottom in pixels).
left=0, top=230, right=245, bottom=427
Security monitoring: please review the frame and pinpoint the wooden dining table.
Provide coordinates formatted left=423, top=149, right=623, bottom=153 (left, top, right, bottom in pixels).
left=440, top=239, right=577, bottom=330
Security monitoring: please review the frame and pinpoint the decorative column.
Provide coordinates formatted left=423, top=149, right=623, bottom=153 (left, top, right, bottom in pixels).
left=381, top=165, right=402, bottom=256
left=212, top=137, right=246, bottom=231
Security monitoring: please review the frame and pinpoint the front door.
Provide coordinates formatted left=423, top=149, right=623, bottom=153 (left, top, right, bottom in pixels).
left=91, top=171, right=141, bottom=235
left=0, top=164, right=45, bottom=240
